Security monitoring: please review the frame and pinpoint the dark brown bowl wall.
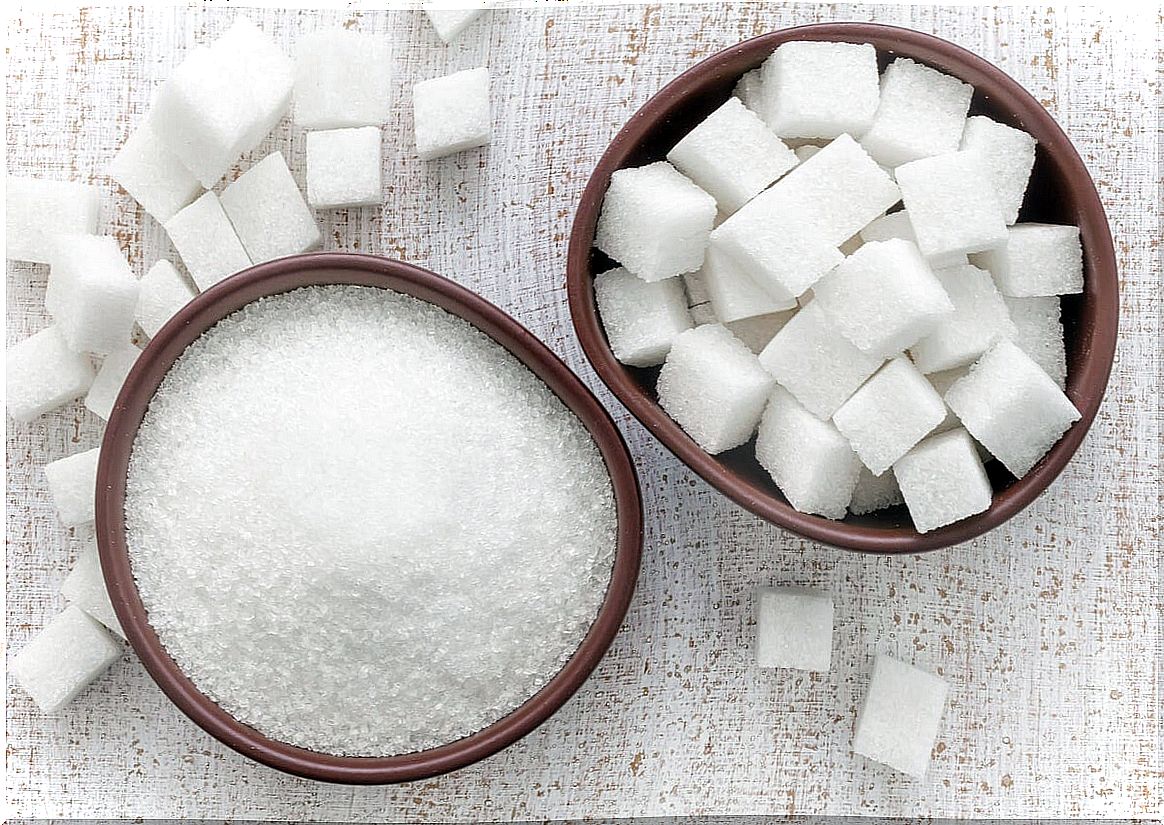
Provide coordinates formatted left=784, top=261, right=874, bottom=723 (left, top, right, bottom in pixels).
left=567, top=23, right=1118, bottom=554
left=96, top=253, right=643, bottom=784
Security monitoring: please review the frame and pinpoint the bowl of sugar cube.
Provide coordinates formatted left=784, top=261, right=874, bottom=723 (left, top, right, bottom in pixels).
left=567, top=22, right=1118, bottom=553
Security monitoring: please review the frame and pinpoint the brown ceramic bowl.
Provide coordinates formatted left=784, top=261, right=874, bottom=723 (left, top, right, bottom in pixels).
left=95, top=252, right=642, bottom=784
left=567, top=22, right=1118, bottom=554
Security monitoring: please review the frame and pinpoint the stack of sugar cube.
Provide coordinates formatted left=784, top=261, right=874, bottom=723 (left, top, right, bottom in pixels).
left=592, top=39, right=1085, bottom=533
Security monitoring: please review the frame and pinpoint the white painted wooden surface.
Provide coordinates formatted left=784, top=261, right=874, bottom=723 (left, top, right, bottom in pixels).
left=5, top=3, right=1161, bottom=820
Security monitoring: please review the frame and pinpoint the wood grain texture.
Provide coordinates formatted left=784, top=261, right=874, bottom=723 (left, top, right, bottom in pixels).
left=5, top=3, right=1161, bottom=820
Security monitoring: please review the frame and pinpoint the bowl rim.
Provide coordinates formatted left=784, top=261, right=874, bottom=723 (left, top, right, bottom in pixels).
left=566, top=21, right=1119, bottom=554
left=96, top=252, right=643, bottom=784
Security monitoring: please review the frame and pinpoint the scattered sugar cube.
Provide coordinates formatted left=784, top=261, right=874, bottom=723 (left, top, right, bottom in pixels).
left=6, top=177, right=100, bottom=264
left=217, top=18, right=297, bottom=151
left=689, top=302, right=717, bottom=326
left=136, top=260, right=198, bottom=339
left=657, top=324, right=774, bottom=453
left=682, top=270, right=711, bottom=306
left=833, top=357, right=947, bottom=475
left=896, top=151, right=1009, bottom=259
left=944, top=339, right=1080, bottom=477
left=701, top=245, right=796, bottom=324
left=794, top=144, right=822, bottom=162
left=910, top=264, right=1016, bottom=374
left=6, top=326, right=95, bottom=422
left=812, top=239, right=954, bottom=357
left=894, top=428, right=992, bottom=532
left=44, top=447, right=100, bottom=528
left=960, top=115, right=1037, bottom=225
left=853, top=654, right=949, bottom=778
left=306, top=127, right=382, bottom=209
left=293, top=31, right=392, bottom=128
left=413, top=67, right=492, bottom=160
left=45, top=235, right=139, bottom=356
left=726, top=309, right=798, bottom=354
left=973, top=223, right=1084, bottom=297
left=759, top=41, right=880, bottom=139
left=859, top=211, right=969, bottom=269
left=164, top=192, right=252, bottom=291
left=595, top=266, right=692, bottom=367
left=84, top=344, right=142, bottom=421
left=220, top=152, right=320, bottom=263
left=849, top=466, right=904, bottom=515
left=1004, top=296, right=1066, bottom=389
left=60, top=540, right=125, bottom=639
left=759, top=302, right=884, bottom=419
left=424, top=7, right=487, bottom=43
left=860, top=58, right=973, bottom=168
left=732, top=68, right=765, bottom=113
left=755, top=586, right=834, bottom=671
left=666, top=97, right=796, bottom=214
left=9, top=605, right=121, bottom=713
left=595, top=161, right=717, bottom=282
left=108, top=121, right=202, bottom=223
left=755, top=385, right=861, bottom=519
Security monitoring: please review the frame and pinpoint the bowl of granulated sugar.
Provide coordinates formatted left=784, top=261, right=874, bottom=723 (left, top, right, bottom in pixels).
left=95, top=253, right=641, bottom=784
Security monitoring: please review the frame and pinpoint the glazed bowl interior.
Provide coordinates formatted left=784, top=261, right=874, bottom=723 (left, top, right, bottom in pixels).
left=567, top=22, right=1117, bottom=553
left=96, top=252, right=642, bottom=784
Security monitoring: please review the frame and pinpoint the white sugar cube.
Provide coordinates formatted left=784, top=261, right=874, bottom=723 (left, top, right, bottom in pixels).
left=84, top=344, right=141, bottom=421
left=896, top=151, right=1008, bottom=258
left=755, top=586, right=834, bottom=671
left=413, top=67, right=492, bottom=160
left=910, top=264, right=1016, bottom=374
left=45, top=235, right=139, bottom=356
left=595, top=266, right=692, bottom=367
left=135, top=260, right=198, bottom=338
left=682, top=271, right=711, bottom=306
left=595, top=161, right=717, bottom=282
left=306, top=127, right=382, bottom=209
left=726, top=309, right=798, bottom=354
left=853, top=654, right=949, bottom=778
left=960, top=115, right=1037, bottom=225
left=944, top=339, right=1080, bottom=477
left=755, top=385, right=861, bottom=519
left=108, top=121, right=202, bottom=223
left=732, top=68, right=765, bottom=113
left=759, top=302, right=884, bottom=419
left=894, top=428, right=992, bottom=533
left=833, top=357, right=947, bottom=475
left=689, top=302, right=717, bottom=326
left=9, top=605, right=121, bottom=713
left=858, top=211, right=969, bottom=269
left=44, top=447, right=100, bottom=528
left=293, top=31, right=392, bottom=129
left=217, top=18, right=297, bottom=151
left=220, top=152, right=320, bottom=263
left=759, top=41, right=880, bottom=139
left=6, top=177, right=100, bottom=264
left=6, top=326, right=95, bottom=422
left=973, top=223, right=1083, bottom=297
left=657, top=324, right=774, bottom=454
left=860, top=58, right=973, bottom=168
left=164, top=192, right=252, bottom=291
left=60, top=540, right=125, bottom=639
left=1004, top=295, right=1066, bottom=389
left=794, top=144, right=822, bottom=162
left=701, top=245, right=796, bottom=324
left=424, top=7, right=487, bottom=43
left=849, top=466, right=904, bottom=515
left=812, top=239, right=954, bottom=357
left=666, top=97, right=796, bottom=213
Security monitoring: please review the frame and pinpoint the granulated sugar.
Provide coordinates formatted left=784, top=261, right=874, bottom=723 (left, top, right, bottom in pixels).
left=125, top=285, right=616, bottom=756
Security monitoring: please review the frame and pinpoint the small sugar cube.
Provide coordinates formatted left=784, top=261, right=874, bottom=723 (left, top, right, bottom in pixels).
left=812, top=238, right=954, bottom=357
left=833, top=357, right=947, bottom=475
left=425, top=7, right=487, bottom=43
left=944, top=339, right=1080, bottom=477
left=9, top=605, right=121, bottom=713
left=849, top=466, right=904, bottom=515
left=960, top=115, right=1037, bottom=225
left=894, top=428, right=992, bottom=533
left=682, top=271, right=711, bottom=306
left=220, top=152, right=321, bottom=263
left=216, top=18, right=297, bottom=151
left=853, top=654, right=949, bottom=778
left=701, top=245, right=796, bottom=324
left=84, top=344, right=142, bottom=421
left=910, top=263, right=1016, bottom=374
left=897, top=151, right=1008, bottom=259
left=759, top=41, right=880, bottom=139
left=60, top=540, right=125, bottom=639
left=657, top=324, right=774, bottom=453
left=108, top=121, right=202, bottom=223
left=595, top=266, right=692, bottom=367
left=306, top=127, right=382, bottom=209
left=726, top=309, right=798, bottom=354
left=44, top=447, right=100, bottom=528
left=6, top=326, right=95, bottom=422
left=859, top=210, right=968, bottom=269
left=413, top=67, right=492, bottom=160
left=759, top=302, right=884, bottom=419
left=755, top=385, right=861, bottom=519
left=136, top=260, right=198, bottom=338
left=595, top=161, right=717, bottom=282
left=973, top=223, right=1083, bottom=297
left=45, top=235, right=139, bottom=356
left=293, top=31, right=392, bottom=128
left=6, top=177, right=100, bottom=264
left=732, top=68, right=765, bottom=113
left=666, top=97, right=797, bottom=213
left=860, top=58, right=973, bottom=168
left=755, top=586, right=834, bottom=671
left=164, top=192, right=252, bottom=291
left=1004, top=295, right=1067, bottom=388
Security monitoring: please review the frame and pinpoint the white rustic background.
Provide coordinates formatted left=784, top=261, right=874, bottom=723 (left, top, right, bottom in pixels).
left=5, top=2, right=1161, bottom=821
